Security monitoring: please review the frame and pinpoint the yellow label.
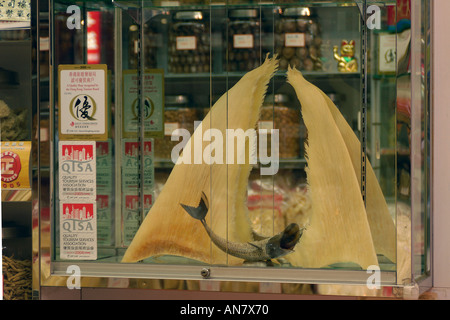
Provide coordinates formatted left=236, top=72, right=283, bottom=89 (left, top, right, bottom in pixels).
left=1, top=141, right=31, bottom=190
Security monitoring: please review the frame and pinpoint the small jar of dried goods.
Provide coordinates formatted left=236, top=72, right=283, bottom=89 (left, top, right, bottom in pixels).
left=128, top=23, right=159, bottom=69
left=275, top=7, right=322, bottom=71
left=225, top=9, right=261, bottom=72
left=168, top=11, right=210, bottom=74
left=155, top=95, right=198, bottom=160
left=259, top=94, right=301, bottom=159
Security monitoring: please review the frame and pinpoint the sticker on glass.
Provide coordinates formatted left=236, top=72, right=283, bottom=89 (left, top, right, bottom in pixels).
left=121, top=139, right=154, bottom=194
left=60, top=201, right=97, bottom=260
left=58, top=64, right=108, bottom=140
left=0, top=141, right=31, bottom=190
left=122, top=70, right=164, bottom=138
left=59, top=141, right=96, bottom=201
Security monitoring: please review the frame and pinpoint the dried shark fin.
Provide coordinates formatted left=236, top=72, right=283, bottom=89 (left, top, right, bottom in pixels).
left=122, top=55, right=279, bottom=264
left=319, top=85, right=396, bottom=264
left=286, top=66, right=379, bottom=269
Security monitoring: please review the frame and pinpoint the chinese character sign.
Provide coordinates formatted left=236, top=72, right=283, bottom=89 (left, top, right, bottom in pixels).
left=59, top=64, right=108, bottom=140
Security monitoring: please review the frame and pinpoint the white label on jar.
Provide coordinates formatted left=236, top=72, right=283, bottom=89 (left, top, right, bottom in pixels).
left=176, top=36, right=197, bottom=50
left=233, top=34, right=254, bottom=49
left=40, top=127, right=49, bottom=141
left=134, top=40, right=139, bottom=54
left=40, top=37, right=49, bottom=51
left=165, top=122, right=180, bottom=136
left=160, top=0, right=180, bottom=6
left=285, top=33, right=305, bottom=47
left=258, top=121, right=274, bottom=130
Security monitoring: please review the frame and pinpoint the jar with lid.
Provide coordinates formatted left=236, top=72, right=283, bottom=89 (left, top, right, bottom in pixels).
left=128, top=23, right=159, bottom=69
left=259, top=94, right=301, bottom=159
left=155, top=95, right=199, bottom=160
left=275, top=7, right=322, bottom=71
left=168, top=11, right=210, bottom=74
left=225, top=9, right=261, bottom=72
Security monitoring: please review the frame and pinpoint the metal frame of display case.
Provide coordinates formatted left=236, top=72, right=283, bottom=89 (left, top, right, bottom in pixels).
left=30, top=0, right=433, bottom=299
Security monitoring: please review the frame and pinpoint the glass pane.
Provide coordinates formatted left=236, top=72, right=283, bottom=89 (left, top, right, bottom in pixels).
left=48, top=1, right=410, bottom=287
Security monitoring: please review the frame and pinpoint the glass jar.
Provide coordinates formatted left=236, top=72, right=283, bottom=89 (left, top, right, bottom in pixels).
left=225, top=9, right=261, bottom=72
left=259, top=94, right=301, bottom=159
left=168, top=11, right=210, bottom=74
left=155, top=95, right=198, bottom=160
left=275, top=7, right=322, bottom=71
left=128, top=23, right=159, bottom=69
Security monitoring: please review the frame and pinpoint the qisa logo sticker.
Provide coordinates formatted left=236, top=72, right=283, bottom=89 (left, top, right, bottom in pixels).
left=60, top=202, right=97, bottom=260
left=62, top=203, right=95, bottom=232
left=60, top=143, right=95, bottom=174
left=59, top=141, right=96, bottom=201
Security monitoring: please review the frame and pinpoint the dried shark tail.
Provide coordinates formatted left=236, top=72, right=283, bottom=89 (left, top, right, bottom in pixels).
left=180, top=192, right=209, bottom=222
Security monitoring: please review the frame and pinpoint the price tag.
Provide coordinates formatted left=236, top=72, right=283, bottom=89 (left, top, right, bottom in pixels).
left=165, top=122, right=180, bottom=136
left=285, top=33, right=305, bottom=47
left=176, top=36, right=197, bottom=50
left=233, top=34, right=254, bottom=49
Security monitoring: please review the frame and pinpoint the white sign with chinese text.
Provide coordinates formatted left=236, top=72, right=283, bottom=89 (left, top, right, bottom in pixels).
left=122, top=69, right=164, bottom=138
left=59, top=64, right=108, bottom=140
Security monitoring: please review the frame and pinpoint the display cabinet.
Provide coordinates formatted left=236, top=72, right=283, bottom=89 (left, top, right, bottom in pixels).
left=1, top=1, right=34, bottom=300
left=31, top=0, right=432, bottom=299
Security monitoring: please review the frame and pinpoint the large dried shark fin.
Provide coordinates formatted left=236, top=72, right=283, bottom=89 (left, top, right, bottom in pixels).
left=319, top=83, right=396, bottom=264
left=122, top=56, right=279, bottom=264
left=286, top=67, right=379, bottom=269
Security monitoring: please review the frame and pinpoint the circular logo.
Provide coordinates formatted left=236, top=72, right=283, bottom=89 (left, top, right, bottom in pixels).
left=69, top=94, right=97, bottom=121
left=131, top=97, right=154, bottom=120
left=1, top=152, right=21, bottom=183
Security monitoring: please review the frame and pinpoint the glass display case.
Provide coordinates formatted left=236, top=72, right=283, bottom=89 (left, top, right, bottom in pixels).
left=31, top=0, right=432, bottom=299
left=1, top=0, right=34, bottom=300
